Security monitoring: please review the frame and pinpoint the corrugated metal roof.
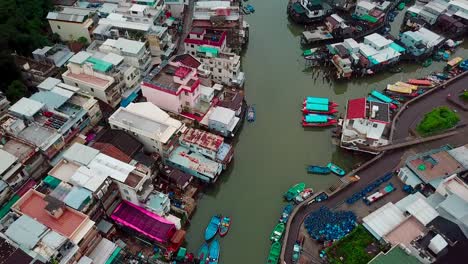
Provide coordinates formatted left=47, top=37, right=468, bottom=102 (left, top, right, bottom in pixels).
left=5, top=215, right=47, bottom=249
left=9, top=97, right=44, bottom=118
left=209, top=106, right=235, bottom=124
left=363, top=203, right=406, bottom=239
left=69, top=51, right=92, bottom=64
left=0, top=149, right=18, bottom=175
left=438, top=194, right=468, bottom=220
left=63, top=186, right=92, bottom=210
left=30, top=91, right=69, bottom=110
left=38, top=77, right=62, bottom=91
left=63, top=143, right=100, bottom=165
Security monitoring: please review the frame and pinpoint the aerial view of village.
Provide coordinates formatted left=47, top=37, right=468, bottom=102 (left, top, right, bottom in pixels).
left=0, top=0, right=467, bottom=263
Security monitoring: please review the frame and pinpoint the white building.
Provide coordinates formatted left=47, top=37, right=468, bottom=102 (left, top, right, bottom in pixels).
left=208, top=106, right=240, bottom=137
left=62, top=51, right=140, bottom=108
left=354, top=0, right=376, bottom=17
left=196, top=46, right=244, bottom=86
left=108, top=102, right=186, bottom=157
left=88, top=37, right=152, bottom=74
left=165, top=0, right=188, bottom=18
left=47, top=7, right=95, bottom=42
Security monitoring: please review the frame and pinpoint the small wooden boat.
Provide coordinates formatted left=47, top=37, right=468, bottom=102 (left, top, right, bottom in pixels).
left=307, top=165, right=331, bottom=174
left=284, top=183, right=305, bottom=201
left=270, top=223, right=285, bottom=242
left=208, top=239, right=220, bottom=264
left=295, top=188, right=313, bottom=203
left=267, top=241, right=281, bottom=264
left=407, top=79, right=433, bottom=87
left=327, top=162, right=346, bottom=176
left=279, top=204, right=294, bottom=223
left=198, top=243, right=209, bottom=263
left=247, top=105, right=255, bottom=122
left=246, top=4, right=255, bottom=13
left=205, top=215, right=221, bottom=241
left=219, top=216, right=231, bottom=237
left=302, top=120, right=337, bottom=127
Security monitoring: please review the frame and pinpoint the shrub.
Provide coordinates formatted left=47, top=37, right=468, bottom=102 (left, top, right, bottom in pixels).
left=416, top=106, right=460, bottom=135
left=326, top=225, right=377, bottom=264
left=461, top=91, right=468, bottom=101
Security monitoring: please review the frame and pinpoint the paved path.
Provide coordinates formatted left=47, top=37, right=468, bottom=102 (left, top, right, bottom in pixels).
left=176, top=0, right=195, bottom=55
left=281, top=72, right=468, bottom=263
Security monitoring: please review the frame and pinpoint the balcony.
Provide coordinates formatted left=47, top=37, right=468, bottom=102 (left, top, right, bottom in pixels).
left=137, top=179, right=154, bottom=202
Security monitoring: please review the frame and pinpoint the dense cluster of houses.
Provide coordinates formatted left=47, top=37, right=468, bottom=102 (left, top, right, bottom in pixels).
left=2, top=0, right=249, bottom=263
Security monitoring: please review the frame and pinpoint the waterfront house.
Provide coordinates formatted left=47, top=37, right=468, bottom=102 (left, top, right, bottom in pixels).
left=62, top=51, right=140, bottom=108
left=10, top=189, right=100, bottom=263
left=108, top=102, right=185, bottom=157
left=325, top=14, right=353, bottom=37
left=141, top=54, right=216, bottom=118
left=32, top=44, right=75, bottom=67
left=47, top=7, right=96, bottom=42
left=184, top=28, right=228, bottom=56
left=340, top=97, right=390, bottom=154
left=207, top=106, right=240, bottom=137
left=217, top=88, right=244, bottom=116
left=436, top=14, right=467, bottom=37
left=179, top=128, right=234, bottom=168
left=400, top=27, right=445, bottom=57
left=196, top=45, right=245, bottom=86
left=398, top=144, right=468, bottom=189
left=145, top=191, right=171, bottom=216
left=87, top=37, right=152, bottom=75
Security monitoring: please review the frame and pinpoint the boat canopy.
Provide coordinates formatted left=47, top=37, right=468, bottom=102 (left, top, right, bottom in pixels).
left=305, top=97, right=329, bottom=105
left=447, top=57, right=463, bottom=67
left=395, top=82, right=418, bottom=90
left=305, top=114, right=328, bottom=123
left=387, top=84, right=412, bottom=94
left=305, top=103, right=329, bottom=111
left=370, top=90, right=393, bottom=103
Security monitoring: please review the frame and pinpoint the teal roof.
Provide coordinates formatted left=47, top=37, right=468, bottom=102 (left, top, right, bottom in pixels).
left=305, top=114, right=328, bottom=123
left=369, top=56, right=379, bottom=65
left=305, top=103, right=329, bottom=111
left=305, top=97, right=329, bottom=105
left=390, top=42, right=406, bottom=52
left=44, top=175, right=61, bottom=189
left=30, top=91, right=69, bottom=110
left=86, top=57, right=113, bottom=72
left=198, top=46, right=219, bottom=56
left=63, top=187, right=92, bottom=210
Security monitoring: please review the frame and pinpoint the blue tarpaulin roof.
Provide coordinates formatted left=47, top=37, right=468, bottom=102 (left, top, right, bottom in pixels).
left=305, top=114, right=328, bottom=123
left=305, top=103, right=329, bottom=111
left=305, top=97, right=329, bottom=105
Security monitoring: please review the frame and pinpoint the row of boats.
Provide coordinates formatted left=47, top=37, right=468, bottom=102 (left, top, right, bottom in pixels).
left=198, top=215, right=231, bottom=263
left=301, top=97, right=339, bottom=127
left=267, top=203, right=296, bottom=263
left=307, top=162, right=346, bottom=176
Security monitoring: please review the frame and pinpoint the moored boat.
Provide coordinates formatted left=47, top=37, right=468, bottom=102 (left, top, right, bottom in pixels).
left=247, top=105, right=255, bottom=122
left=219, top=216, right=231, bottom=237
left=302, top=97, right=338, bottom=107
left=307, top=165, right=331, bottom=174
left=303, top=114, right=334, bottom=123
left=292, top=238, right=303, bottom=263
left=208, top=239, right=220, bottom=264
left=294, top=188, right=314, bottom=203
left=267, top=241, right=281, bottom=264
left=270, top=223, right=285, bottom=242
left=284, top=183, right=305, bottom=201
left=279, top=204, right=294, bottom=223
left=302, top=120, right=337, bottom=127
left=205, top=215, right=221, bottom=241
left=198, top=243, right=209, bottom=263
left=246, top=4, right=255, bottom=13
left=407, top=79, right=433, bottom=87
left=327, top=162, right=346, bottom=176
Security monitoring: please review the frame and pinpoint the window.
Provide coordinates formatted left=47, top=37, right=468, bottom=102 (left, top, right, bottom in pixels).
left=184, top=91, right=188, bottom=96
left=191, top=44, right=194, bottom=48
left=90, top=88, right=94, bottom=92
left=218, top=69, right=222, bottom=73
left=75, top=83, right=79, bottom=87
left=373, top=123, right=378, bottom=128
left=57, top=25, right=61, bottom=30
left=123, top=189, right=129, bottom=194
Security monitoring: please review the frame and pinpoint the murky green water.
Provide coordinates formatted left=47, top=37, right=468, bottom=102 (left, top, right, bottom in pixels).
left=184, top=1, right=468, bottom=263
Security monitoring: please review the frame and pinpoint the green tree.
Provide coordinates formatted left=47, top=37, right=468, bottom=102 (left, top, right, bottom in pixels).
left=6, top=80, right=27, bottom=103
left=77, top=36, right=89, bottom=46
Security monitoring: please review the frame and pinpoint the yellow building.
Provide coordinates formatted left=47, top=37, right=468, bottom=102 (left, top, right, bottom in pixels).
left=47, top=7, right=94, bottom=42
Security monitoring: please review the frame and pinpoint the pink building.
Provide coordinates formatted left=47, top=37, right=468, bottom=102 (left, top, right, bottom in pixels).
left=141, top=54, right=214, bottom=118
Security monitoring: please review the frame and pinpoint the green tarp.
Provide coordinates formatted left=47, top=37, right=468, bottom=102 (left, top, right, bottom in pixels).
left=43, top=175, right=61, bottom=189
left=86, top=57, right=113, bottom=72
left=0, top=195, right=20, bottom=219
left=106, top=247, right=122, bottom=264
left=198, top=46, right=219, bottom=56
left=360, top=14, right=378, bottom=23
left=390, top=42, right=406, bottom=52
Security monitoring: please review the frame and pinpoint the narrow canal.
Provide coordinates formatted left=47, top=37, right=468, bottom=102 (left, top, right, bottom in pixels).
left=184, top=1, right=468, bottom=263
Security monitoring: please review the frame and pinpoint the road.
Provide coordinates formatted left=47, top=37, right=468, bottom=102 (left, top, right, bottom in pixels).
left=282, top=72, right=468, bottom=263
left=176, top=0, right=195, bottom=55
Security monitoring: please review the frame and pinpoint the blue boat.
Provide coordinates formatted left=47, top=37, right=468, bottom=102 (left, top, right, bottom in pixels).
left=246, top=4, right=255, bottom=13
left=208, top=239, right=220, bottom=264
left=247, top=105, right=255, bottom=122
left=279, top=204, right=294, bottom=223
left=205, top=215, right=221, bottom=241
left=197, top=242, right=209, bottom=262
left=307, top=165, right=331, bottom=174
left=327, top=162, right=346, bottom=176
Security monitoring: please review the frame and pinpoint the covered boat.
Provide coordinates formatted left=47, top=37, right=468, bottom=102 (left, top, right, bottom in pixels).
left=395, top=82, right=418, bottom=90
left=208, top=239, right=220, bottom=264
left=267, top=241, right=281, bottom=264
left=295, top=188, right=314, bottom=203
left=219, top=216, right=231, bottom=237
left=327, top=163, right=346, bottom=176
left=302, top=119, right=337, bottom=127
left=370, top=90, right=394, bottom=104
left=205, top=215, right=221, bottom=241
left=247, top=105, right=255, bottom=122
left=270, top=223, right=285, bottom=242
left=407, top=79, right=433, bottom=86
left=307, top=165, right=331, bottom=174
left=303, top=96, right=337, bottom=106
left=198, top=243, right=209, bottom=263
left=303, top=114, right=333, bottom=123
left=284, top=183, right=305, bottom=201
left=386, top=84, right=413, bottom=95
left=302, top=103, right=338, bottom=114
left=447, top=57, right=463, bottom=68
left=279, top=204, right=294, bottom=223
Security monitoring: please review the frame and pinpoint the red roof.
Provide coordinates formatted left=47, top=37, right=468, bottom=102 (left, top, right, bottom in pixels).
left=172, top=54, right=201, bottom=69
left=346, top=98, right=367, bottom=119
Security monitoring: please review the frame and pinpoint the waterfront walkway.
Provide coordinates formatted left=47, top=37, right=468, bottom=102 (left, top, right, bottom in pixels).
left=281, top=72, right=468, bottom=263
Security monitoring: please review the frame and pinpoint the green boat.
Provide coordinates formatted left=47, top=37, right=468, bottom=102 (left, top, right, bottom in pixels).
left=422, top=58, right=433, bottom=67
left=270, top=223, right=285, bottom=242
left=267, top=241, right=281, bottom=264
left=397, top=2, right=405, bottom=10
left=327, top=162, right=346, bottom=176
left=284, top=183, right=305, bottom=201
